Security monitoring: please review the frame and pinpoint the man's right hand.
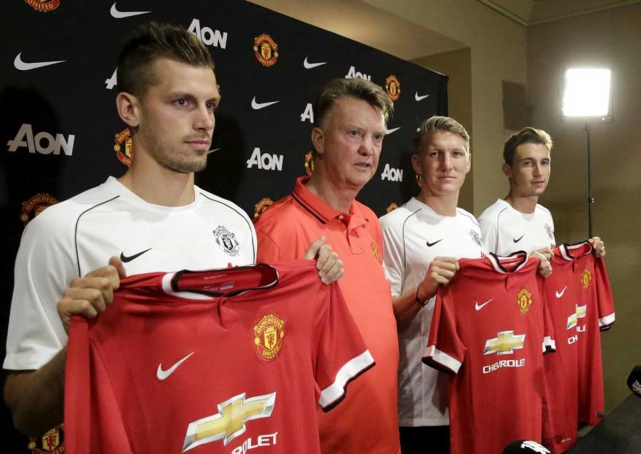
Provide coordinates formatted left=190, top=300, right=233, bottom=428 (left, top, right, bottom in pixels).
left=57, top=256, right=126, bottom=333
left=417, top=257, right=460, bottom=303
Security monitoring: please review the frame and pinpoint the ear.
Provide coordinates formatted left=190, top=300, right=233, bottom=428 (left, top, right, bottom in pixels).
left=311, top=127, right=325, bottom=156
left=411, top=154, right=422, bottom=176
left=116, top=92, right=141, bottom=128
left=502, top=162, right=513, bottom=179
left=465, top=152, right=472, bottom=174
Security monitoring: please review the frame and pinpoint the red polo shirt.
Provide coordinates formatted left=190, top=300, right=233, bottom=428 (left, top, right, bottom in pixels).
left=254, top=177, right=400, bottom=454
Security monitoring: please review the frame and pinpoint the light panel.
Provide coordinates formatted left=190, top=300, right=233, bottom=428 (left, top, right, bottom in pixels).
left=562, top=68, right=612, bottom=120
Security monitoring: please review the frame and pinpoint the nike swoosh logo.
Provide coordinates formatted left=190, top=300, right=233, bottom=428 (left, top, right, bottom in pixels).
left=120, top=248, right=152, bottom=263
left=208, top=148, right=221, bottom=154
left=251, top=97, right=280, bottom=110
left=475, top=299, right=493, bottom=311
left=556, top=287, right=567, bottom=298
left=415, top=92, right=430, bottom=101
left=303, top=57, right=327, bottom=69
left=14, top=53, right=65, bottom=71
left=157, top=352, right=194, bottom=380
left=385, top=127, right=401, bottom=135
left=110, top=2, right=151, bottom=18
left=513, top=235, right=524, bottom=243
left=426, top=239, right=443, bottom=247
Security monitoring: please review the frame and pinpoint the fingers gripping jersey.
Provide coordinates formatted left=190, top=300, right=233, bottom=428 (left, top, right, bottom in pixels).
left=423, top=253, right=556, bottom=454
left=65, top=261, right=374, bottom=454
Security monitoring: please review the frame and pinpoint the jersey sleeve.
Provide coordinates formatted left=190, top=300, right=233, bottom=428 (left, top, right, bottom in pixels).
left=595, top=257, right=615, bottom=330
left=380, top=216, right=405, bottom=297
left=313, top=282, right=375, bottom=412
left=4, top=211, right=76, bottom=370
left=65, top=317, right=133, bottom=454
left=538, top=277, right=557, bottom=353
left=422, top=284, right=466, bottom=374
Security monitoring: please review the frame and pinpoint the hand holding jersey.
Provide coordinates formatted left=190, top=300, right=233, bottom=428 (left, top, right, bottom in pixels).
left=303, top=236, right=345, bottom=284
left=417, top=257, right=461, bottom=302
left=57, top=256, right=126, bottom=334
left=531, top=250, right=552, bottom=278
left=589, top=236, right=606, bottom=258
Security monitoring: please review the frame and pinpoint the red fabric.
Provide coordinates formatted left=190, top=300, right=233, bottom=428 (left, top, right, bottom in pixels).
left=65, top=261, right=373, bottom=454
left=423, top=254, right=554, bottom=454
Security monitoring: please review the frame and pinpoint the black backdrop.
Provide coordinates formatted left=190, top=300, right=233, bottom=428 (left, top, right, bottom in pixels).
left=1, top=0, right=447, bottom=451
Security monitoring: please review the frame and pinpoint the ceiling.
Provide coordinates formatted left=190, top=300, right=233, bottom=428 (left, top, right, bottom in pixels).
left=479, top=0, right=641, bottom=26
left=247, top=0, right=640, bottom=61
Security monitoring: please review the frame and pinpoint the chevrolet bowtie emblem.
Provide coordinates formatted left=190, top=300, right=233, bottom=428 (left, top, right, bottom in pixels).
left=183, top=392, right=276, bottom=451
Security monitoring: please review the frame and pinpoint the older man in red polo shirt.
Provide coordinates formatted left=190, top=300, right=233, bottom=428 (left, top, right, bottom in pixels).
left=254, top=78, right=400, bottom=454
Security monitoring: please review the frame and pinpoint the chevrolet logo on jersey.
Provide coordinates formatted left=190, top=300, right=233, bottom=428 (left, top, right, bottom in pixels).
left=567, top=304, right=587, bottom=330
left=483, top=331, right=526, bottom=356
left=183, top=392, right=276, bottom=452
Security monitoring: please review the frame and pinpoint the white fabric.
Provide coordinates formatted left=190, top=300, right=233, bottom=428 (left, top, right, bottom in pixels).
left=478, top=199, right=556, bottom=255
left=4, top=177, right=257, bottom=370
left=380, top=197, right=484, bottom=427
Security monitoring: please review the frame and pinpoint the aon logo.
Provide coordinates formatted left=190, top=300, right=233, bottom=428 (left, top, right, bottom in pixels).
left=345, top=66, right=371, bottom=81
left=246, top=148, right=284, bottom=171
left=7, top=124, right=74, bottom=156
left=381, top=164, right=403, bottom=182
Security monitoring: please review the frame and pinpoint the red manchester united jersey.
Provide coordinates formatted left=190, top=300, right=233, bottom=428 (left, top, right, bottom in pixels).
left=541, top=246, right=583, bottom=453
left=65, top=261, right=375, bottom=454
left=559, top=242, right=615, bottom=426
left=423, top=253, right=556, bottom=454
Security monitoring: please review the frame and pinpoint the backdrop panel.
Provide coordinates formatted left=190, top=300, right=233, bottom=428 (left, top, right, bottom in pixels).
left=0, top=0, right=447, bottom=451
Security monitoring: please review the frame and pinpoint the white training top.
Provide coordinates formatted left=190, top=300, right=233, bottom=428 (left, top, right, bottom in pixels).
left=478, top=199, right=556, bottom=255
left=380, top=197, right=485, bottom=427
left=4, top=177, right=257, bottom=371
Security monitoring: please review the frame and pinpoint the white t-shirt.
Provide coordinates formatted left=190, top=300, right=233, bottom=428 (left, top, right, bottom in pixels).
left=380, top=197, right=485, bottom=426
left=478, top=199, right=556, bottom=255
left=4, top=177, right=257, bottom=371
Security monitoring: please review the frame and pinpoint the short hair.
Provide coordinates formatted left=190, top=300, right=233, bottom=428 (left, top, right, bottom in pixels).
left=412, top=116, right=470, bottom=155
left=313, top=78, right=394, bottom=128
left=117, top=21, right=215, bottom=98
left=503, top=127, right=553, bottom=166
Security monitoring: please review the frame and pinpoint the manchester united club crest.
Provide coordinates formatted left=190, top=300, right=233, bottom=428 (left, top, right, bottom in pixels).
left=544, top=223, right=554, bottom=241
left=28, top=424, right=64, bottom=454
left=385, top=75, right=401, bottom=101
left=386, top=202, right=398, bottom=213
left=469, top=230, right=483, bottom=248
left=214, top=226, right=240, bottom=256
left=254, top=197, right=274, bottom=218
left=581, top=268, right=592, bottom=290
left=516, top=287, right=533, bottom=315
left=253, top=314, right=286, bottom=361
left=24, top=0, right=60, bottom=12
left=21, top=193, right=58, bottom=226
left=114, top=128, right=133, bottom=166
left=371, top=242, right=382, bottom=262
left=304, top=151, right=314, bottom=176
left=253, top=34, right=279, bottom=67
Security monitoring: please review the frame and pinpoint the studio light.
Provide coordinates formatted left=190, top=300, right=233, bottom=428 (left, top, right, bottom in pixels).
left=562, top=68, right=612, bottom=121
left=561, top=67, right=613, bottom=238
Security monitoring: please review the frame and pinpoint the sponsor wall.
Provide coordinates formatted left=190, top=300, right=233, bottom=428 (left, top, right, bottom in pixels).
left=0, top=0, right=447, bottom=451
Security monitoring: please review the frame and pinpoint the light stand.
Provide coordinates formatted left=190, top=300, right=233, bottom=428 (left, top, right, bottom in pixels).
left=562, top=68, right=612, bottom=239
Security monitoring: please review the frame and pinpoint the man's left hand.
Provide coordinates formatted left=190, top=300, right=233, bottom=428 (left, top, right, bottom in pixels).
left=304, top=236, right=344, bottom=285
left=590, top=236, right=606, bottom=258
